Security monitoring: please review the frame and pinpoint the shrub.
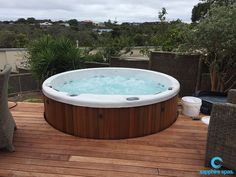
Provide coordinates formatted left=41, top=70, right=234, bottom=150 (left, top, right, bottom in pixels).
left=82, top=52, right=105, bottom=63
left=27, top=35, right=82, bottom=81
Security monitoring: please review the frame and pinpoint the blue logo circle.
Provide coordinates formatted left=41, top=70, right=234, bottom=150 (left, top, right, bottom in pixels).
left=211, top=157, right=223, bottom=169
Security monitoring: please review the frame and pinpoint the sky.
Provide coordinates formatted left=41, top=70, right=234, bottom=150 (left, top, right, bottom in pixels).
left=0, top=0, right=200, bottom=23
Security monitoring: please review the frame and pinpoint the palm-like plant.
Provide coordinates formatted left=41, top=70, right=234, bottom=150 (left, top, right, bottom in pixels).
left=27, top=35, right=82, bottom=81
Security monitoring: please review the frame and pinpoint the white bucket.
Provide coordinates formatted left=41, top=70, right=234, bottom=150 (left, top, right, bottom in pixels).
left=181, top=96, right=202, bottom=117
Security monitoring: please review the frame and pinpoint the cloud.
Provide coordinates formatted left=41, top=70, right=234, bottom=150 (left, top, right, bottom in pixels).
left=0, top=0, right=199, bottom=22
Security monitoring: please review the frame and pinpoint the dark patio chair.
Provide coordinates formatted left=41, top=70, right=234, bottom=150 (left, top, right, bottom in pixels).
left=205, top=89, right=236, bottom=171
left=0, top=65, right=16, bottom=152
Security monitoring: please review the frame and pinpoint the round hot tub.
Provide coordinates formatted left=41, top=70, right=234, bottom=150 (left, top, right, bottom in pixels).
left=42, top=67, right=180, bottom=139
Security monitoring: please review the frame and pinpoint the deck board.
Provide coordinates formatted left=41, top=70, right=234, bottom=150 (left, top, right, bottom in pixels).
left=0, top=102, right=229, bottom=177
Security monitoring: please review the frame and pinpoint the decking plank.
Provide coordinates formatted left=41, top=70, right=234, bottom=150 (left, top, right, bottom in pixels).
left=1, top=102, right=230, bottom=177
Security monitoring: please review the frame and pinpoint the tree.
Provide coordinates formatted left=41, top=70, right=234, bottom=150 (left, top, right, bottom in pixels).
left=191, top=2, right=210, bottom=22
left=67, top=19, right=78, bottom=26
left=133, top=34, right=146, bottom=46
left=207, top=0, right=235, bottom=6
left=26, top=17, right=36, bottom=24
left=15, top=33, right=28, bottom=47
left=111, top=27, right=121, bottom=38
left=166, top=22, right=189, bottom=51
left=105, top=19, right=113, bottom=28
left=97, top=34, right=133, bottom=61
left=16, top=18, right=26, bottom=24
left=0, top=31, right=17, bottom=47
left=191, top=0, right=235, bottom=22
left=0, top=31, right=28, bottom=48
left=151, top=20, right=189, bottom=51
left=184, top=4, right=236, bottom=91
left=158, top=7, right=167, bottom=22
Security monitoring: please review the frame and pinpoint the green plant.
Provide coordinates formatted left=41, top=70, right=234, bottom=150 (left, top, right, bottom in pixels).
left=97, top=34, right=134, bottom=61
left=158, top=7, right=167, bottom=22
left=82, top=52, right=105, bottom=63
left=139, top=46, right=152, bottom=57
left=191, top=0, right=235, bottom=23
left=151, top=20, right=189, bottom=52
left=0, top=31, right=28, bottom=48
left=182, top=4, right=236, bottom=91
left=27, top=35, right=82, bottom=81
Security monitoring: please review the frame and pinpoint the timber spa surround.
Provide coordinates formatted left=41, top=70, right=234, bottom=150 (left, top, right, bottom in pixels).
left=43, top=67, right=180, bottom=139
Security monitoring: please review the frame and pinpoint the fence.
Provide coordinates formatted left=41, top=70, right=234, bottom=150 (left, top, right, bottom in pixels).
left=9, top=73, right=40, bottom=95
left=8, top=52, right=235, bottom=96
left=110, top=57, right=149, bottom=69
left=150, top=52, right=202, bottom=96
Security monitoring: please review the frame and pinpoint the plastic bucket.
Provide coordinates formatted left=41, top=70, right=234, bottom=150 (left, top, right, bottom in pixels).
left=181, top=96, right=202, bottom=117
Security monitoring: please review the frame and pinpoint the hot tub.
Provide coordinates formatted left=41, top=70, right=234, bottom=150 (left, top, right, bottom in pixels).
left=43, top=67, right=180, bottom=139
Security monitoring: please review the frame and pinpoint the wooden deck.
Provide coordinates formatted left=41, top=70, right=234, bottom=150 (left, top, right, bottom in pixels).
left=0, top=102, right=215, bottom=177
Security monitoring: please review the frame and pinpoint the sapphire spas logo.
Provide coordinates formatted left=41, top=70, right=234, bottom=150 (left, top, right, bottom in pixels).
left=211, top=157, right=223, bottom=169
left=199, top=157, right=234, bottom=175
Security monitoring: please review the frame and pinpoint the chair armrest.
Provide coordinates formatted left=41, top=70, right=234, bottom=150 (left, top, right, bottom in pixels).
left=209, top=103, right=236, bottom=142
left=210, top=103, right=236, bottom=122
left=227, top=89, right=236, bottom=104
left=206, top=103, right=236, bottom=170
